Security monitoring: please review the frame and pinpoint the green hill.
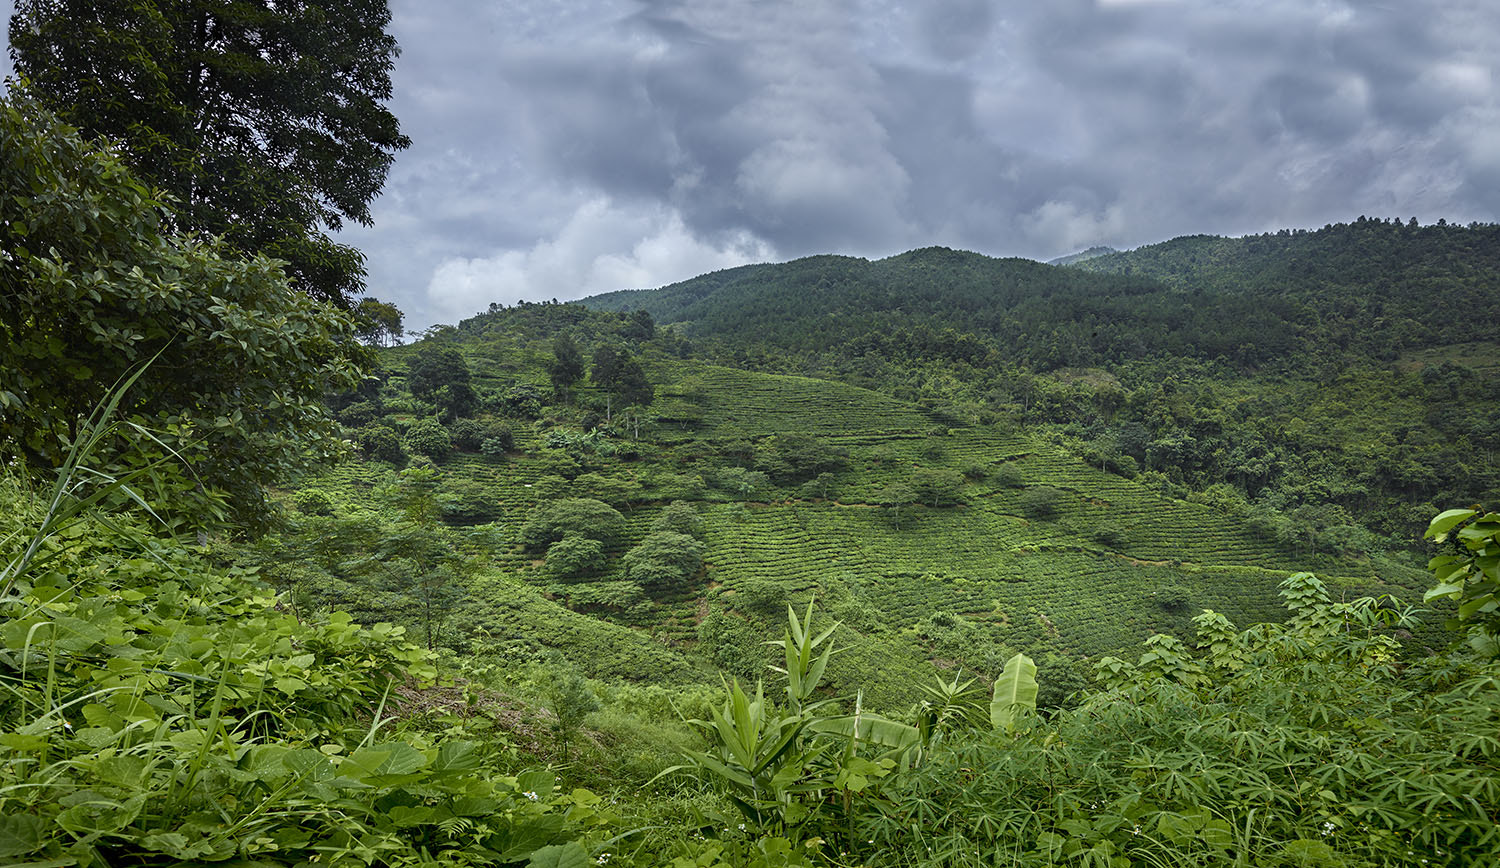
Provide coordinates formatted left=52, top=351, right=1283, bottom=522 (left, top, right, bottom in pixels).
left=580, top=223, right=1500, bottom=540
left=279, top=301, right=1434, bottom=711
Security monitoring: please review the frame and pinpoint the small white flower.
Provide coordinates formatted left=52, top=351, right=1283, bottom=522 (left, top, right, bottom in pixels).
left=523, top=791, right=539, bottom=801
left=596, top=853, right=611, bottom=865
left=737, top=823, right=746, bottom=831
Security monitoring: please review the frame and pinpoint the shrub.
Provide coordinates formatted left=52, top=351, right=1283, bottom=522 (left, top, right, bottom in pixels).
left=959, top=459, right=990, bottom=481
left=1020, top=485, right=1064, bottom=519
left=993, top=463, right=1026, bottom=488
left=521, top=498, right=626, bottom=550
left=453, top=418, right=513, bottom=453
left=358, top=425, right=405, bottom=464
left=909, top=468, right=965, bottom=507
left=293, top=488, right=336, bottom=516
left=545, top=536, right=607, bottom=579
left=337, top=400, right=379, bottom=428
left=622, top=531, right=705, bottom=595
left=757, top=434, right=849, bottom=483
left=652, top=500, right=704, bottom=538
left=1156, top=584, right=1193, bottom=613
left=436, top=477, right=500, bottom=526
left=450, top=418, right=486, bottom=451
left=480, top=436, right=511, bottom=458
left=403, top=418, right=452, bottom=460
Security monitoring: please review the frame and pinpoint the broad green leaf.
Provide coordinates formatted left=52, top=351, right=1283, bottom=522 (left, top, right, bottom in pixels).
left=1427, top=508, right=1477, bottom=541
left=1424, top=581, right=1465, bottom=602
left=347, top=742, right=430, bottom=782
left=0, top=814, right=45, bottom=858
left=991, top=652, right=1039, bottom=732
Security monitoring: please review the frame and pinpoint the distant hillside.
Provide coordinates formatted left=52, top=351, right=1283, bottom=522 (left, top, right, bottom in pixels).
left=579, top=221, right=1500, bottom=540
left=282, top=301, right=1432, bottom=713
left=1047, top=245, right=1118, bottom=266
left=586, top=220, right=1500, bottom=369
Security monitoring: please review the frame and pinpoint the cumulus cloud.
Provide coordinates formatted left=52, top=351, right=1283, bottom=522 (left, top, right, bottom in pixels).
left=13, top=0, right=1493, bottom=329
left=421, top=197, right=775, bottom=326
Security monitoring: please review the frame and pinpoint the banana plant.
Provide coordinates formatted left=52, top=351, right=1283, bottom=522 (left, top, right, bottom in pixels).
left=990, top=651, right=1039, bottom=734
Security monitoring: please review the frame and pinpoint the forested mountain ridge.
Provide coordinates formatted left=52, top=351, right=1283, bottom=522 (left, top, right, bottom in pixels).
left=588, top=218, right=1500, bottom=370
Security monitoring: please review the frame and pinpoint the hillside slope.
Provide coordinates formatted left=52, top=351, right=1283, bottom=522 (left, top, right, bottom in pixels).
left=282, top=303, right=1433, bottom=709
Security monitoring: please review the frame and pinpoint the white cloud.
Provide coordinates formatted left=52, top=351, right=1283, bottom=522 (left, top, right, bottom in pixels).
left=422, top=197, right=776, bottom=324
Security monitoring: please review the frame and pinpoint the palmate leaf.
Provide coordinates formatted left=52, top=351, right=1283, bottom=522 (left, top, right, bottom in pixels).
left=990, top=652, right=1038, bottom=733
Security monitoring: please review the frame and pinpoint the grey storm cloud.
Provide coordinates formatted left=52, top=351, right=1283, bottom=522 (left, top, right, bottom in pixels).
left=4, top=0, right=1497, bottom=329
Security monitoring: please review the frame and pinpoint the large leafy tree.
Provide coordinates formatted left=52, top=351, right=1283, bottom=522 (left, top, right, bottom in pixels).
left=0, top=91, right=365, bottom=531
left=8, top=0, right=410, bottom=305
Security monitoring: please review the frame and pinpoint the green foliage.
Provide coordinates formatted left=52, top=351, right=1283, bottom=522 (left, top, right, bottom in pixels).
left=353, top=297, right=404, bottom=347
left=535, top=666, right=601, bottom=761
left=908, top=467, right=965, bottom=507
left=546, top=537, right=607, bottom=580
left=357, top=424, right=406, bottom=464
left=653, top=500, right=705, bottom=538
left=988, top=651, right=1039, bottom=733
left=622, top=532, right=706, bottom=595
left=404, top=418, right=453, bottom=460
left=293, top=488, right=336, bottom=516
left=407, top=346, right=477, bottom=417
left=9, top=0, right=410, bottom=305
left=0, top=481, right=610, bottom=866
left=451, top=417, right=508, bottom=452
left=0, top=91, right=365, bottom=532
left=549, top=333, right=586, bottom=394
left=521, top=499, right=627, bottom=551
left=437, top=477, right=501, bottom=526
left=1425, top=508, right=1500, bottom=655
left=1020, top=485, right=1065, bottom=519
left=592, top=346, right=654, bottom=409
left=757, top=434, right=850, bottom=484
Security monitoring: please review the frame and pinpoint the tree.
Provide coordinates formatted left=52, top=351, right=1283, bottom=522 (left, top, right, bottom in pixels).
left=757, top=434, right=849, bottom=483
left=402, top=419, right=452, bottom=461
left=875, top=482, right=917, bottom=530
left=0, top=91, right=365, bottom=531
left=406, top=345, right=476, bottom=418
left=909, top=468, right=965, bottom=507
left=591, top=346, right=653, bottom=414
left=548, top=333, right=585, bottom=395
left=9, top=0, right=410, bottom=305
left=353, top=298, right=404, bottom=346
left=520, top=498, right=626, bottom=551
left=622, top=531, right=705, bottom=596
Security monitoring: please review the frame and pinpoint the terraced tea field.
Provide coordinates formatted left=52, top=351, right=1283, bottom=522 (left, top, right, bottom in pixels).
left=300, top=358, right=1431, bottom=706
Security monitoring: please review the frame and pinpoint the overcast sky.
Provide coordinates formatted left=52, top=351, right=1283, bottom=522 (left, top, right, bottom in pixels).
left=6, top=1, right=1499, bottom=331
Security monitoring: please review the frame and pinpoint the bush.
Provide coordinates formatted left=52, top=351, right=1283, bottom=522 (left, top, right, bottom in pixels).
left=480, top=436, right=511, bottom=458
left=403, top=418, right=452, bottom=460
left=651, top=500, right=704, bottom=538
left=1020, top=485, right=1064, bottom=519
left=358, top=425, right=405, bottom=464
left=436, top=477, right=500, bottom=526
left=453, top=418, right=513, bottom=453
left=757, top=434, right=849, bottom=483
left=1156, top=584, right=1193, bottom=613
left=293, top=488, right=336, bottom=516
left=909, top=468, right=965, bottom=507
left=622, top=531, right=705, bottom=595
left=959, top=459, right=990, bottom=481
left=521, top=498, right=626, bottom=550
left=545, top=536, right=607, bottom=579
left=337, top=400, right=379, bottom=428
left=993, top=463, right=1025, bottom=488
